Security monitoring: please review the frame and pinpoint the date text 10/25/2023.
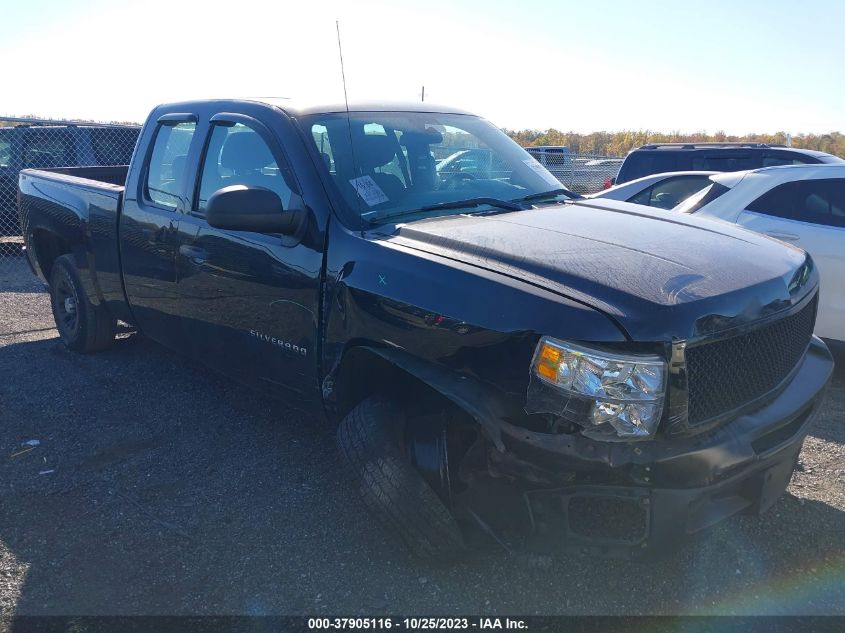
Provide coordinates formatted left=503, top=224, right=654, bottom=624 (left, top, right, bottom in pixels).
left=307, top=617, right=528, bottom=630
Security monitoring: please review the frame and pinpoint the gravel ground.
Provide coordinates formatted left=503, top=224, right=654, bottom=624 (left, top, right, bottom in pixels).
left=0, top=258, right=843, bottom=617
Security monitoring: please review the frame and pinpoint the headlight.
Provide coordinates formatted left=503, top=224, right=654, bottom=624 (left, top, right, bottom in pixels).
left=529, top=337, right=667, bottom=440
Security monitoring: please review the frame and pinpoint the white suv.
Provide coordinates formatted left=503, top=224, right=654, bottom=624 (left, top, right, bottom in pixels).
left=676, top=164, right=845, bottom=344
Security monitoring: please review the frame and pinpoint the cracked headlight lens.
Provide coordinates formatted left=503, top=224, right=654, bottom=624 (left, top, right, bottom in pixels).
left=531, top=337, right=667, bottom=440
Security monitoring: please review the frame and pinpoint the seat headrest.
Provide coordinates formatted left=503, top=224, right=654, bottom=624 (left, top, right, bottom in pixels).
left=400, top=127, right=443, bottom=146
left=221, top=132, right=275, bottom=172
left=804, top=194, right=829, bottom=216
left=357, top=134, right=397, bottom=170
left=170, top=154, right=187, bottom=181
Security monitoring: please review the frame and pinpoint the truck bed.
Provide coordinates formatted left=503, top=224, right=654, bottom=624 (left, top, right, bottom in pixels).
left=23, top=165, right=129, bottom=188
left=18, top=165, right=131, bottom=321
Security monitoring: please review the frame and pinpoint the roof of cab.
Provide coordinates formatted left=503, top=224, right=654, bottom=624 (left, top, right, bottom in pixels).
left=155, top=97, right=475, bottom=118
left=252, top=97, right=474, bottom=117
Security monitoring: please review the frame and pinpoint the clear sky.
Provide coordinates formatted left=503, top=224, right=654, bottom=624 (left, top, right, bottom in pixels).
left=2, top=0, right=843, bottom=134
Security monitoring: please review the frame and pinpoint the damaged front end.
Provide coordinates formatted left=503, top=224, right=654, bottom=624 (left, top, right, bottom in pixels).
left=451, top=300, right=833, bottom=559
left=324, top=211, right=831, bottom=560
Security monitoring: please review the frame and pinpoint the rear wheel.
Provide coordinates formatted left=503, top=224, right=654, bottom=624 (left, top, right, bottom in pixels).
left=337, top=396, right=466, bottom=563
left=49, top=254, right=116, bottom=353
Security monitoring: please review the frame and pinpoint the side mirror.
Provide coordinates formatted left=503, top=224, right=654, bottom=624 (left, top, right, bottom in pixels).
left=206, top=185, right=304, bottom=234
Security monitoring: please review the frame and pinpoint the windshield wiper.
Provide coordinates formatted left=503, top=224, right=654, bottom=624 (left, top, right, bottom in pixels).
left=518, top=188, right=582, bottom=202
left=367, top=197, right=524, bottom=224
left=418, top=197, right=524, bottom=213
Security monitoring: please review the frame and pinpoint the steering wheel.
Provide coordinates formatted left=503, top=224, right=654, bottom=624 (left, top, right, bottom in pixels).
left=441, top=172, right=477, bottom=191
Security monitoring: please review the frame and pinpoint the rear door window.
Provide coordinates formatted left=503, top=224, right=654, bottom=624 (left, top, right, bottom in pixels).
left=745, top=182, right=798, bottom=219
left=792, top=179, right=845, bottom=228
left=746, top=179, right=845, bottom=228
left=145, top=122, right=196, bottom=209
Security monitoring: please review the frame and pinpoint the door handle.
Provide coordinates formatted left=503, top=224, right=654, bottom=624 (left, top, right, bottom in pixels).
left=766, top=231, right=800, bottom=243
left=179, top=244, right=208, bottom=265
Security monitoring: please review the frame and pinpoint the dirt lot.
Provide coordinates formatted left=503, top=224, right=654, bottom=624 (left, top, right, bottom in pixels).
left=1, top=258, right=844, bottom=616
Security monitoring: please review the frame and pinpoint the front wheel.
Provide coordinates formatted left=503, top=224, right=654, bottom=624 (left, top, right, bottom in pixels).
left=49, top=254, right=116, bottom=353
left=337, top=396, right=466, bottom=563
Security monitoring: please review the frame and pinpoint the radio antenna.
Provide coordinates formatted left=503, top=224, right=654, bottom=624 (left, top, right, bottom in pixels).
left=336, top=20, right=351, bottom=114
left=335, top=20, right=363, bottom=223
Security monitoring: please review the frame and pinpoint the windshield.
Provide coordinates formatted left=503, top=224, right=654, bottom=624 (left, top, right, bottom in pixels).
left=303, top=111, right=567, bottom=225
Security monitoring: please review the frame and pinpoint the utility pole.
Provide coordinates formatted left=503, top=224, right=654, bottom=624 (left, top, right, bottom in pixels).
left=421, top=85, right=425, bottom=103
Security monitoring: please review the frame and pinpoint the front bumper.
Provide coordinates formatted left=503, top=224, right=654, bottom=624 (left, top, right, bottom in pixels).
left=493, top=337, right=833, bottom=558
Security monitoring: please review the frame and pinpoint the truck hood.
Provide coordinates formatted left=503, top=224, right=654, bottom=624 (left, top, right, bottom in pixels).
left=384, top=198, right=815, bottom=341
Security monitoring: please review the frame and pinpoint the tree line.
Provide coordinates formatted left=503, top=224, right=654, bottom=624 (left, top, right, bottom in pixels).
left=505, top=129, right=845, bottom=159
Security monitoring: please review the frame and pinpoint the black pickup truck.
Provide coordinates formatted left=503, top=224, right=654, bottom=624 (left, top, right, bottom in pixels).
left=18, top=98, right=833, bottom=561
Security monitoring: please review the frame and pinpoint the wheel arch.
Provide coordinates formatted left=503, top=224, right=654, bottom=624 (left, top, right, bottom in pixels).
left=30, top=228, right=75, bottom=281
left=326, top=344, right=510, bottom=450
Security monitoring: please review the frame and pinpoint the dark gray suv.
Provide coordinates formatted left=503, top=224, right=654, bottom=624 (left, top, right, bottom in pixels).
left=615, top=142, right=843, bottom=186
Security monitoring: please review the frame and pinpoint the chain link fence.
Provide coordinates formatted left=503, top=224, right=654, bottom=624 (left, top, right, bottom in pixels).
left=430, top=145, right=623, bottom=196
left=0, top=117, right=140, bottom=275
left=525, top=147, right=623, bottom=195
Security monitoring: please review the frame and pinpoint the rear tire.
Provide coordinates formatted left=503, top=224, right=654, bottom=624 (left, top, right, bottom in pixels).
left=337, top=396, right=466, bottom=563
left=49, top=254, right=116, bottom=353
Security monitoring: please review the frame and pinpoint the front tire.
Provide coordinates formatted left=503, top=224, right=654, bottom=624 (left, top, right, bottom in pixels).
left=337, top=396, right=466, bottom=563
left=49, top=254, right=116, bottom=353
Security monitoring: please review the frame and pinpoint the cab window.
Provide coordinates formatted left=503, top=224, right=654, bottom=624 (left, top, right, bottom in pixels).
left=196, top=122, right=294, bottom=214
left=145, top=122, right=196, bottom=209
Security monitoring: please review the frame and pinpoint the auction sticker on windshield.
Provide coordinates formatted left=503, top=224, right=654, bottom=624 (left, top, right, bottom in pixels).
left=523, top=158, right=563, bottom=187
left=349, top=175, right=389, bottom=206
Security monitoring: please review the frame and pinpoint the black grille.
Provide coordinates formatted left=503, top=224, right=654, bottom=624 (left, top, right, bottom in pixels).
left=686, top=296, right=817, bottom=425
